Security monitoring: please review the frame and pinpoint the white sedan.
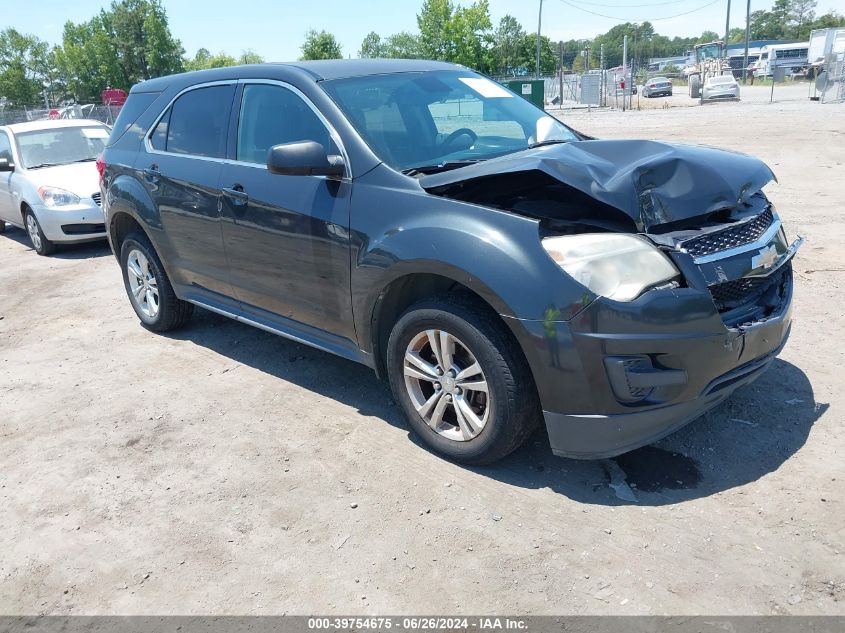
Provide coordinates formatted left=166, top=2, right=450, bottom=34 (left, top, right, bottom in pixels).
left=702, top=75, right=741, bottom=102
left=0, top=119, right=109, bottom=255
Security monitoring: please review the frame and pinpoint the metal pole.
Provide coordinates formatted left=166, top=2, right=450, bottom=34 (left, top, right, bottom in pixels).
left=536, top=0, right=543, bottom=79
left=724, top=0, right=731, bottom=48
left=559, top=40, right=564, bottom=108
left=622, top=34, right=628, bottom=111
left=742, top=0, right=750, bottom=83
left=600, top=43, right=604, bottom=107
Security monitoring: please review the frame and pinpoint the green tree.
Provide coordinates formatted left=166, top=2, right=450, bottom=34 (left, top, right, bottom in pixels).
left=417, top=0, right=455, bottom=59
left=300, top=29, right=342, bottom=60
left=359, top=32, right=382, bottom=58
left=492, top=15, right=525, bottom=74
left=790, top=0, right=817, bottom=39
left=54, top=0, right=182, bottom=100
left=109, top=0, right=184, bottom=82
left=807, top=11, right=845, bottom=30
left=0, top=28, right=54, bottom=107
left=382, top=32, right=423, bottom=58
left=238, top=50, right=264, bottom=65
left=184, top=48, right=236, bottom=70
left=519, top=33, right=557, bottom=75
left=450, top=0, right=493, bottom=72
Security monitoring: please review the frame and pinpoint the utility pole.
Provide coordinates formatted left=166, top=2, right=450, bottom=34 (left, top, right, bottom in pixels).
left=600, top=43, right=605, bottom=107
left=559, top=41, right=564, bottom=105
left=724, top=0, right=731, bottom=48
left=622, top=34, right=628, bottom=112
left=536, top=0, right=543, bottom=79
left=742, top=0, right=750, bottom=83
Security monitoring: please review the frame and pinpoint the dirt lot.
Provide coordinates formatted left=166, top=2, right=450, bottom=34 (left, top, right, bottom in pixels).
left=1, top=89, right=843, bottom=615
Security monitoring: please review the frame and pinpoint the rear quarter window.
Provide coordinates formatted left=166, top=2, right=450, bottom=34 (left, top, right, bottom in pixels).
left=106, top=92, right=160, bottom=147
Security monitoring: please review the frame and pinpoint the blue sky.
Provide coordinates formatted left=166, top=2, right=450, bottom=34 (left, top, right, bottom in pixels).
left=16, top=0, right=842, bottom=60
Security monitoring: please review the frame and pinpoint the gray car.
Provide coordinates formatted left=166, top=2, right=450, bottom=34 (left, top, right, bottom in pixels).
left=0, top=119, right=109, bottom=255
left=642, top=77, right=673, bottom=97
left=702, top=74, right=741, bottom=101
left=101, top=60, right=800, bottom=464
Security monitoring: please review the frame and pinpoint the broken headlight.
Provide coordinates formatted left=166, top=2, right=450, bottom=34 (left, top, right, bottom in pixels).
left=542, top=234, right=679, bottom=302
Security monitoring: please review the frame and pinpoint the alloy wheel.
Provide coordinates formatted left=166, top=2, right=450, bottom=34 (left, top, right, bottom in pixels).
left=403, top=329, right=490, bottom=442
left=26, top=214, right=42, bottom=251
left=126, top=249, right=160, bottom=318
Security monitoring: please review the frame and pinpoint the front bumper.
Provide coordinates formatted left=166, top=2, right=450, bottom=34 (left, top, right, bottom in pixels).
left=508, top=259, right=794, bottom=460
left=32, top=200, right=106, bottom=243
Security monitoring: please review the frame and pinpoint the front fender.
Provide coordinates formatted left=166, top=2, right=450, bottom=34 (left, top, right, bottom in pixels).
left=350, top=176, right=596, bottom=356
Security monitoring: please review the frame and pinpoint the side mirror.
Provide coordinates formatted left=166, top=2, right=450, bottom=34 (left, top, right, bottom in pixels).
left=267, top=141, right=345, bottom=179
left=0, top=157, right=14, bottom=172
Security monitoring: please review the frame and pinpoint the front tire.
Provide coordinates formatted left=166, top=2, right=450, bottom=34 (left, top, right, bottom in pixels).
left=386, top=296, right=540, bottom=465
left=689, top=74, right=702, bottom=99
left=120, top=231, right=193, bottom=332
left=24, top=209, right=56, bottom=256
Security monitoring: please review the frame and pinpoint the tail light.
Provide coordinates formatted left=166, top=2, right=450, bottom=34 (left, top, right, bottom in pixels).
left=96, top=153, right=104, bottom=184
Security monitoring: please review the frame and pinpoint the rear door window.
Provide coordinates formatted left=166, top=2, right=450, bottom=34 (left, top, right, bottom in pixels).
left=107, top=91, right=159, bottom=146
left=158, top=84, right=235, bottom=158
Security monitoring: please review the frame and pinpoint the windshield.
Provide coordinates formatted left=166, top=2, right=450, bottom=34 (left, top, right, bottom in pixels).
left=16, top=125, right=110, bottom=169
left=321, top=71, right=578, bottom=173
left=709, top=75, right=736, bottom=85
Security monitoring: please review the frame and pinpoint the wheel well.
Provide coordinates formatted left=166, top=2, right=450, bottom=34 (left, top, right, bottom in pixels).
left=110, top=212, right=145, bottom=254
left=20, top=201, right=32, bottom=222
left=371, top=273, right=507, bottom=378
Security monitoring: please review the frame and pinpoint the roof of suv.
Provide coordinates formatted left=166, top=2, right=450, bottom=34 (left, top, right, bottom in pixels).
left=134, top=59, right=465, bottom=92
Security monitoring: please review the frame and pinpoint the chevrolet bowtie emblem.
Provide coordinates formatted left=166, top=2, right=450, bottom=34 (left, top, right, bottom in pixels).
left=752, top=244, right=779, bottom=270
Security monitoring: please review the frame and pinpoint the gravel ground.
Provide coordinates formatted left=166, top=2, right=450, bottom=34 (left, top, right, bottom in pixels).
left=0, top=88, right=843, bottom=615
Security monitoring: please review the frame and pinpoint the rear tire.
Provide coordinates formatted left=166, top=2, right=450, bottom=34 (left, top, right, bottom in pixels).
left=386, top=295, right=541, bottom=465
left=120, top=231, right=193, bottom=332
left=24, top=209, right=56, bottom=256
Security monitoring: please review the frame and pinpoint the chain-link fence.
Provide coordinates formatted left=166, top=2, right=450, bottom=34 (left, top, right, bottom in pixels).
left=817, top=53, right=845, bottom=103
left=0, top=104, right=122, bottom=126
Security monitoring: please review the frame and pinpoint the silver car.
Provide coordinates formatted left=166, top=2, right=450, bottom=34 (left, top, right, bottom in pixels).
left=0, top=119, right=109, bottom=255
left=702, top=74, right=740, bottom=101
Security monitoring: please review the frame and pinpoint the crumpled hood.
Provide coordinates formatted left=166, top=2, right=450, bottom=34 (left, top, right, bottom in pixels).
left=420, top=139, right=776, bottom=231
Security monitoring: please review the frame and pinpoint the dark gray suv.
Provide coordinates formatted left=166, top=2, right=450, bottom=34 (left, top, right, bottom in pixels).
left=100, top=60, right=801, bottom=464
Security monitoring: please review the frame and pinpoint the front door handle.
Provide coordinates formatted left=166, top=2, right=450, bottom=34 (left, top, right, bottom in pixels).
left=222, top=184, right=248, bottom=207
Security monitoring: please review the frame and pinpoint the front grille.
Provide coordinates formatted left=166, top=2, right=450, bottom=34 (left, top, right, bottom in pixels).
left=708, top=266, right=788, bottom=312
left=92, top=192, right=102, bottom=207
left=682, top=207, right=774, bottom=258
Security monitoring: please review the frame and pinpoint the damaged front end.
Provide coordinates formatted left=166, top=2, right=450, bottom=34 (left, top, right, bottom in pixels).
left=420, top=139, right=803, bottom=330
left=420, top=139, right=802, bottom=458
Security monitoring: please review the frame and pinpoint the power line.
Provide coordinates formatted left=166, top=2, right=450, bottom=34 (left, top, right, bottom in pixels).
left=573, top=0, right=697, bottom=7
left=555, top=0, right=721, bottom=22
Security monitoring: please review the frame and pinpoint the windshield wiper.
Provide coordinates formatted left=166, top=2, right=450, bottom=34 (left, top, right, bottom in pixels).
left=27, top=162, right=66, bottom=170
left=526, top=139, right=571, bottom=150
left=74, top=157, right=97, bottom=162
left=402, top=159, right=486, bottom=177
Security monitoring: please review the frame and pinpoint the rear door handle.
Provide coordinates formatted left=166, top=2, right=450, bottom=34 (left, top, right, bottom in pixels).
left=143, top=165, right=160, bottom=182
left=222, top=184, right=249, bottom=207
